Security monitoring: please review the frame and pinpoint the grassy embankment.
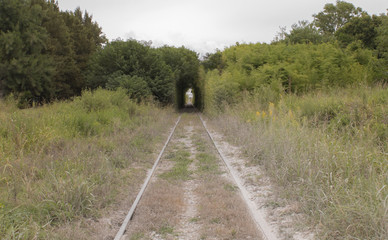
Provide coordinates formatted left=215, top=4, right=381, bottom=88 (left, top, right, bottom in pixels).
left=0, top=89, right=176, bottom=239
left=207, top=86, right=387, bottom=239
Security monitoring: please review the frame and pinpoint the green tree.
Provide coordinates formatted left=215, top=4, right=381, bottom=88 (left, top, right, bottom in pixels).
left=87, top=40, right=174, bottom=103
left=33, top=0, right=80, bottom=99
left=336, top=14, right=381, bottom=49
left=202, top=50, right=225, bottom=73
left=63, top=7, right=106, bottom=94
left=285, top=20, right=322, bottom=44
left=376, top=14, right=388, bottom=60
left=313, top=0, right=363, bottom=36
left=106, top=75, right=151, bottom=102
left=0, top=0, right=55, bottom=105
left=0, top=0, right=106, bottom=104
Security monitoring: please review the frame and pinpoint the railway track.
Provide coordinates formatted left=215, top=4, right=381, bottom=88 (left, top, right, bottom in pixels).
left=114, top=112, right=277, bottom=240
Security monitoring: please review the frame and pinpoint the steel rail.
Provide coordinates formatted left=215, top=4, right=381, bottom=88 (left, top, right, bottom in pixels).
left=198, top=113, right=278, bottom=240
left=114, top=115, right=181, bottom=240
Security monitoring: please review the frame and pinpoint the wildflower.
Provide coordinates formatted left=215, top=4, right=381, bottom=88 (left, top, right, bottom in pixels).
left=268, top=102, right=275, bottom=117
left=262, top=111, right=267, bottom=118
left=269, top=102, right=274, bottom=109
left=256, top=111, right=260, bottom=117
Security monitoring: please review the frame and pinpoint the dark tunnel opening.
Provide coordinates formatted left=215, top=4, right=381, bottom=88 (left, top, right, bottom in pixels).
left=176, top=78, right=203, bottom=111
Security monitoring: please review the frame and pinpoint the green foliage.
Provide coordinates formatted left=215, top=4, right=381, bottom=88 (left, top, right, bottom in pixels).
left=202, top=50, right=225, bottom=72
left=0, top=0, right=55, bottom=105
left=0, top=0, right=106, bottom=105
left=313, top=0, right=363, bottom=35
left=61, top=6, right=106, bottom=96
left=376, top=14, right=388, bottom=60
left=87, top=41, right=202, bottom=107
left=284, top=20, right=323, bottom=44
left=155, top=46, right=201, bottom=108
left=107, top=75, right=151, bottom=102
left=37, top=0, right=79, bottom=98
left=274, top=1, right=387, bottom=65
left=204, top=41, right=385, bottom=111
left=336, top=14, right=381, bottom=49
left=87, top=40, right=175, bottom=104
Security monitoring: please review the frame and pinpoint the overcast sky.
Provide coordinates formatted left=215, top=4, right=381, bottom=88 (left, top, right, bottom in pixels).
left=57, top=0, right=387, bottom=54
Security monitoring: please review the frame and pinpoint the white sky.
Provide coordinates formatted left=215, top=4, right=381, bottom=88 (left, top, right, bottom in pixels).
left=57, top=0, right=387, bottom=55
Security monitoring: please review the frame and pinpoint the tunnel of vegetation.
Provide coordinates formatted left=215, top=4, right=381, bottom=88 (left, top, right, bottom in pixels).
left=86, top=40, right=203, bottom=110
left=0, top=0, right=203, bottom=109
left=156, top=46, right=203, bottom=110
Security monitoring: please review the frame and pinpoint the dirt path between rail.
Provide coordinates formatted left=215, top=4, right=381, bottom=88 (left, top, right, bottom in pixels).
left=122, top=113, right=261, bottom=239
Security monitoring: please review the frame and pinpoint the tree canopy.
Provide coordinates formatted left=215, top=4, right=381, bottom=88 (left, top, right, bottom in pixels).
left=87, top=40, right=201, bottom=106
left=274, top=1, right=387, bottom=65
left=313, top=0, right=363, bottom=36
left=0, top=0, right=106, bottom=106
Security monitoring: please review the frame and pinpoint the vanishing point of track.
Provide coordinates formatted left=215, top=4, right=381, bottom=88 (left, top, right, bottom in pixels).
left=114, top=112, right=276, bottom=240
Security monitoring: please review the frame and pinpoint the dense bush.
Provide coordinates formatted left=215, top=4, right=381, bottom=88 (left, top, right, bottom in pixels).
left=0, top=0, right=106, bottom=105
left=204, top=42, right=386, bottom=111
left=87, top=40, right=201, bottom=106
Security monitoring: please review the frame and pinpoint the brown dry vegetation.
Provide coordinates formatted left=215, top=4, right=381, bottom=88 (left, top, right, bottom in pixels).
left=0, top=89, right=178, bottom=239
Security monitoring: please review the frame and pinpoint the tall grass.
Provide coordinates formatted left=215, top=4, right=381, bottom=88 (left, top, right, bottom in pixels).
left=0, top=89, right=176, bottom=239
left=207, top=85, right=387, bottom=239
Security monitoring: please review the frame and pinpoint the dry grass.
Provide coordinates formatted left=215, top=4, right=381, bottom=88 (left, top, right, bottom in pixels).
left=126, top=179, right=184, bottom=239
left=195, top=176, right=260, bottom=239
left=205, top=86, right=388, bottom=239
left=0, top=89, right=178, bottom=239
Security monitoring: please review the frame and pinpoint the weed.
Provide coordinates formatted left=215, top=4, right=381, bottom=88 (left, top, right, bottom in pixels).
left=158, top=225, right=174, bottom=236
left=231, top=229, right=237, bottom=237
left=130, top=232, right=144, bottom=240
left=160, top=150, right=192, bottom=181
left=223, top=183, right=237, bottom=192
left=192, top=134, right=207, bottom=152
left=189, top=217, right=199, bottom=223
left=196, top=153, right=219, bottom=174
left=210, top=218, right=221, bottom=224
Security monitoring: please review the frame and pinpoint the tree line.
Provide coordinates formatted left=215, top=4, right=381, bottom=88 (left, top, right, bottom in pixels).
left=1, top=0, right=387, bottom=108
left=87, top=40, right=200, bottom=105
left=274, top=0, right=387, bottom=53
left=0, top=0, right=200, bottom=107
left=0, top=0, right=106, bottom=106
left=202, top=1, right=387, bottom=110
